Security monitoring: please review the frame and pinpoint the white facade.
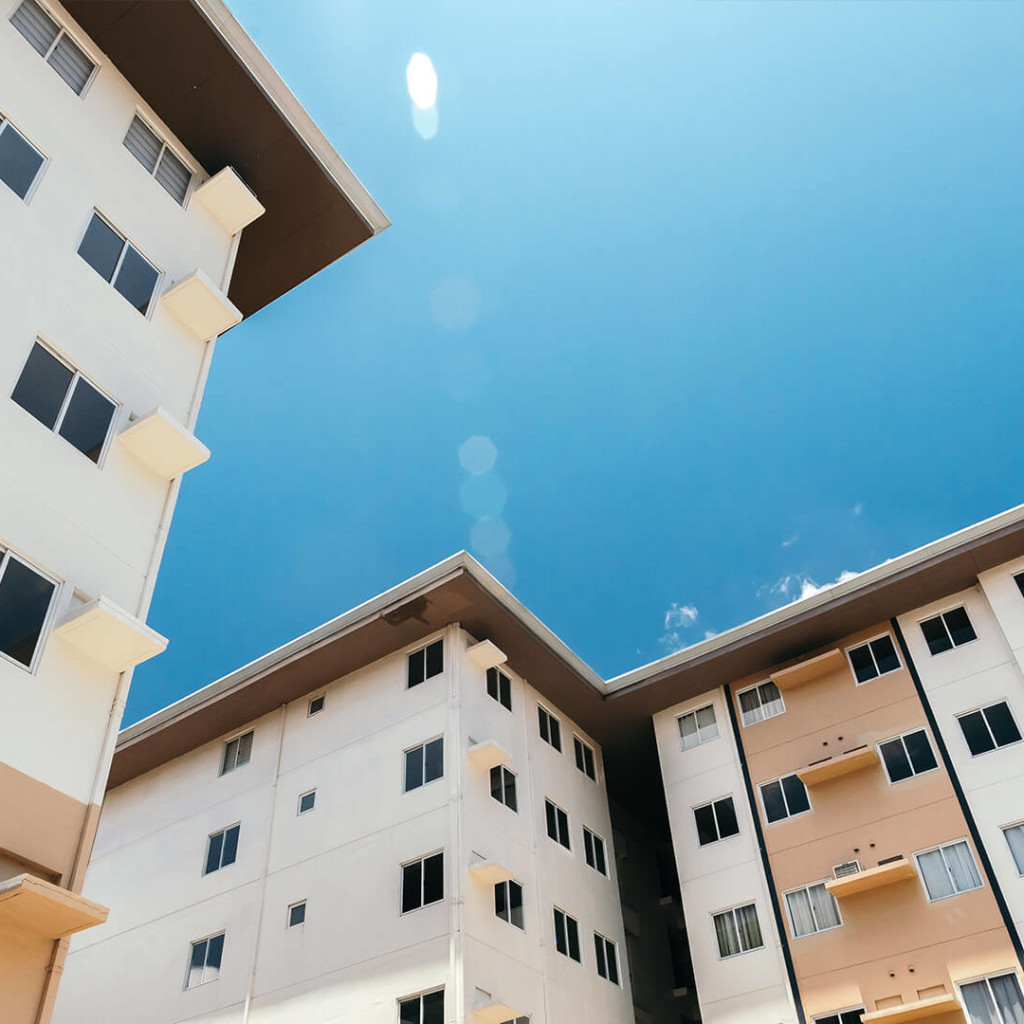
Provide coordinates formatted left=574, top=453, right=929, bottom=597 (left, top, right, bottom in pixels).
left=56, top=624, right=635, bottom=1023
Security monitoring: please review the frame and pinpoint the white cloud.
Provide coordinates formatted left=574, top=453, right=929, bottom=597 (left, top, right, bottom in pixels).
left=760, top=570, right=860, bottom=605
left=781, top=534, right=799, bottom=548
left=659, top=601, right=699, bottom=652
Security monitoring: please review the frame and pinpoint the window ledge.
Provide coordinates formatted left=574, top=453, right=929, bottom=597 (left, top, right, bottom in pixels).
left=771, top=648, right=847, bottom=691
left=469, top=856, right=515, bottom=886
left=162, top=268, right=242, bottom=339
left=465, top=639, right=507, bottom=670
left=467, top=739, right=510, bottom=770
left=118, top=407, right=210, bottom=480
left=55, top=596, right=167, bottom=673
left=797, top=745, right=879, bottom=787
left=192, top=167, right=265, bottom=235
left=0, top=874, right=108, bottom=939
left=861, top=994, right=961, bottom=1023
left=826, top=857, right=917, bottom=898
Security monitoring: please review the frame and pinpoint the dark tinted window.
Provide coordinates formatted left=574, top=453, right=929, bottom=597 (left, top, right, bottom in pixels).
left=298, top=790, right=315, bottom=813
left=959, top=710, right=996, bottom=756
left=872, top=635, right=900, bottom=674
left=288, top=902, right=305, bottom=927
left=921, top=615, right=952, bottom=654
left=405, top=747, right=424, bottom=791
left=0, top=122, right=44, bottom=199
left=904, top=729, right=938, bottom=774
left=425, top=639, right=443, bottom=677
left=849, top=643, right=877, bottom=683
left=424, top=737, right=443, bottom=782
left=487, top=667, right=511, bottom=710
left=422, top=852, right=444, bottom=904
left=985, top=703, right=1022, bottom=747
left=113, top=245, right=159, bottom=315
left=205, top=932, right=224, bottom=970
left=401, top=859, right=421, bottom=913
left=78, top=214, right=124, bottom=282
left=308, top=695, right=325, bottom=715
left=1015, top=573, right=1024, bottom=600
left=760, top=779, right=787, bottom=823
left=57, top=378, right=115, bottom=462
left=781, top=774, right=810, bottom=815
left=715, top=796, right=739, bottom=838
left=0, top=554, right=55, bottom=667
left=399, top=991, right=444, bottom=1024
left=399, top=852, right=443, bottom=911
left=944, top=607, right=977, bottom=647
left=959, top=703, right=1022, bottom=755
left=12, top=344, right=73, bottom=430
left=694, top=803, right=718, bottom=846
left=880, top=737, right=913, bottom=782
left=408, top=648, right=425, bottom=687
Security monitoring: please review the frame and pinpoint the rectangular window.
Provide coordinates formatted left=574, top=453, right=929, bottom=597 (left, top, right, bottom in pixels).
left=960, top=972, right=1024, bottom=1024
left=694, top=796, right=740, bottom=846
left=738, top=680, right=785, bottom=726
left=920, top=607, right=977, bottom=655
left=401, top=852, right=444, bottom=913
left=553, top=907, right=581, bottom=962
left=203, top=824, right=239, bottom=875
left=307, top=694, right=325, bottom=716
left=847, top=635, right=900, bottom=683
left=489, top=764, right=517, bottom=811
left=583, top=827, right=607, bottom=876
left=220, top=731, right=253, bottom=775
left=814, top=1010, right=865, bottom=1024
left=297, top=789, right=316, bottom=814
left=407, top=639, right=443, bottom=688
left=759, top=773, right=810, bottom=824
left=544, top=799, right=571, bottom=849
left=10, top=0, right=96, bottom=95
left=12, top=342, right=117, bottom=464
left=594, top=933, right=619, bottom=983
left=784, top=881, right=842, bottom=938
left=399, top=990, right=445, bottom=1024
left=915, top=839, right=983, bottom=901
left=957, top=702, right=1022, bottom=756
left=879, top=729, right=938, bottom=783
left=486, top=666, right=512, bottom=710
left=287, top=900, right=306, bottom=927
left=573, top=736, right=596, bottom=780
left=405, top=737, right=444, bottom=792
left=0, top=545, right=56, bottom=670
left=538, top=705, right=561, bottom=751
left=123, top=115, right=191, bottom=204
left=1015, top=572, right=1024, bottom=601
left=185, top=932, right=224, bottom=989
left=494, top=879, right=524, bottom=929
left=713, top=902, right=763, bottom=958
left=0, top=115, right=45, bottom=200
left=1003, top=823, right=1024, bottom=876
left=77, top=212, right=160, bottom=315
left=678, top=704, right=718, bottom=750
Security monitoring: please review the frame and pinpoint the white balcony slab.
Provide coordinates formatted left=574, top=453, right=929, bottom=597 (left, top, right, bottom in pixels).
left=467, top=739, right=510, bottom=770
left=469, top=857, right=516, bottom=886
left=55, top=597, right=167, bottom=673
left=466, top=639, right=508, bottom=670
left=162, top=268, right=242, bottom=339
left=193, top=166, right=265, bottom=235
left=118, top=408, right=210, bottom=480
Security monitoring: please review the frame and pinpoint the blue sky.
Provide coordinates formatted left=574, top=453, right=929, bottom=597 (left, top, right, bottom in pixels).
left=126, top=0, right=1024, bottom=723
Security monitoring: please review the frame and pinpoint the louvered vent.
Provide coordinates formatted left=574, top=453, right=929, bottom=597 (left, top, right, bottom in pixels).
left=833, top=860, right=861, bottom=879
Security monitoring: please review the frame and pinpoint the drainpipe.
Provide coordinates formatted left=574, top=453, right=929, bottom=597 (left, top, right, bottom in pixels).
left=448, top=624, right=465, bottom=1024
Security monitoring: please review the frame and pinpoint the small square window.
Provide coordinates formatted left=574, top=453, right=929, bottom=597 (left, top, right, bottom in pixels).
left=307, top=695, right=325, bottom=716
left=77, top=212, right=160, bottom=315
left=297, top=789, right=316, bottom=814
left=0, top=546, right=57, bottom=670
left=759, top=773, right=810, bottom=824
left=0, top=117, right=45, bottom=200
left=784, top=881, right=842, bottom=938
left=401, top=852, right=444, bottom=913
left=405, top=738, right=444, bottom=792
left=408, top=639, right=443, bottom=688
left=915, top=839, right=982, bottom=901
left=878, top=729, right=938, bottom=783
left=693, top=797, right=740, bottom=846
left=185, top=932, right=224, bottom=989
left=573, top=737, right=596, bottom=780
left=399, top=989, right=444, bottom=1024
left=737, top=681, right=785, bottom=727
left=712, top=903, right=763, bottom=958
left=847, top=635, right=900, bottom=683
left=920, top=607, right=977, bottom=655
left=957, top=702, right=1022, bottom=756
left=287, top=901, right=306, bottom=927
left=10, top=1, right=96, bottom=95
left=203, top=824, right=239, bottom=875
left=123, top=115, right=192, bottom=205
left=486, top=667, right=512, bottom=711
left=1014, top=572, right=1024, bottom=601
left=221, top=731, right=253, bottom=775
left=678, top=704, right=718, bottom=750
left=538, top=706, right=562, bottom=751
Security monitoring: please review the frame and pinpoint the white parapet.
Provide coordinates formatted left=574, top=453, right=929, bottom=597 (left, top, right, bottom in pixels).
left=55, top=597, right=168, bottom=673
left=192, top=167, right=265, bottom=235
left=162, top=268, right=243, bottom=340
left=117, top=408, right=210, bottom=480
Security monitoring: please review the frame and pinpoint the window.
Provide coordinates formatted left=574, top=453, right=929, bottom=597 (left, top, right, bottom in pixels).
left=553, top=907, right=581, bottom=961
left=759, top=773, right=810, bottom=824
left=12, top=342, right=117, bottom=463
left=490, top=764, right=517, bottom=811
left=404, top=737, right=443, bottom=793
left=583, top=827, right=607, bottom=876
left=287, top=901, right=306, bottom=927
left=713, top=902, right=763, bottom=958
left=678, top=704, right=718, bottom=750
left=0, top=115, right=44, bottom=200
left=401, top=852, right=444, bottom=913
left=538, top=705, right=561, bottom=750
left=10, top=0, right=95, bottom=95
left=916, top=839, right=983, bottom=901
left=594, top=933, right=619, bottom=983
left=737, top=680, right=785, bottom=726
left=1015, top=572, right=1024, bottom=601
left=544, top=799, right=571, bottom=849
left=494, top=879, right=524, bottom=929
left=487, top=667, right=512, bottom=710
left=399, top=990, right=444, bottom=1024
left=960, top=972, right=1024, bottom=1024
left=879, top=729, right=938, bottom=783
left=815, top=1010, right=865, bottom=1024
left=221, top=731, right=253, bottom=775
left=185, top=932, right=224, bottom=989
left=573, top=737, right=596, bottom=780
left=123, top=115, right=191, bottom=204
left=0, top=546, right=56, bottom=670
left=203, top=824, right=239, bottom=875
left=784, top=881, right=842, bottom=938
left=694, top=797, right=740, bottom=846
left=500, top=1019, right=529, bottom=1024
left=920, top=607, right=977, bottom=655
left=297, top=789, right=316, bottom=814
left=847, top=635, right=900, bottom=683
left=408, top=639, right=443, bottom=687
left=1002, top=823, right=1024, bottom=876
left=307, top=694, right=325, bottom=716
left=957, top=702, right=1022, bottom=756
left=77, top=212, right=159, bottom=315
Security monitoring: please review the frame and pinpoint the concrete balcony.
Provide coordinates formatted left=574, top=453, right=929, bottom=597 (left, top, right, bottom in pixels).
left=55, top=597, right=168, bottom=673
left=826, top=857, right=917, bottom=898
left=466, top=639, right=507, bottom=670
left=861, top=994, right=962, bottom=1023
left=771, top=648, right=847, bottom=691
left=797, top=745, right=879, bottom=787
left=192, top=166, right=265, bottom=235
left=469, top=855, right=515, bottom=886
left=162, top=268, right=242, bottom=340
left=0, top=875, right=107, bottom=939
left=467, top=739, right=510, bottom=770
left=472, top=992, right=527, bottom=1024
left=118, top=408, right=210, bottom=480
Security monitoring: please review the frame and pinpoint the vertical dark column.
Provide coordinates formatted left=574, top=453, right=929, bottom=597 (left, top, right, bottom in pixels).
left=890, top=617, right=1024, bottom=971
left=723, top=683, right=806, bottom=1024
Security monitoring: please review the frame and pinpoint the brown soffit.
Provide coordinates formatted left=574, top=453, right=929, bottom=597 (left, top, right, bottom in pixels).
left=110, top=503, right=1024, bottom=790
left=61, top=0, right=389, bottom=318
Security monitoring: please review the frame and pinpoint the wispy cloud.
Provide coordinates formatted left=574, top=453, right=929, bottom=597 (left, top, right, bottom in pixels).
left=759, top=570, right=860, bottom=605
left=659, top=601, right=699, bottom=652
left=781, top=534, right=799, bottom=548
left=853, top=503, right=863, bottom=516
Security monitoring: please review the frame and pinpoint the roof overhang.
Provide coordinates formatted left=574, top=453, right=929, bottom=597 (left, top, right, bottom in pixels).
left=63, top=0, right=388, bottom=318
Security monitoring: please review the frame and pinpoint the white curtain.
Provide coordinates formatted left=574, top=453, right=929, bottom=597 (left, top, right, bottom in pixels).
left=696, top=705, right=719, bottom=743
left=808, top=882, right=841, bottom=930
left=1006, top=825, right=1024, bottom=876
left=918, top=849, right=954, bottom=900
left=715, top=911, right=740, bottom=957
left=735, top=903, right=762, bottom=951
left=991, top=974, right=1024, bottom=1024
left=962, top=981, right=998, bottom=1024
left=739, top=689, right=764, bottom=725
left=944, top=841, right=982, bottom=894
left=760, top=681, right=784, bottom=718
left=785, top=889, right=816, bottom=938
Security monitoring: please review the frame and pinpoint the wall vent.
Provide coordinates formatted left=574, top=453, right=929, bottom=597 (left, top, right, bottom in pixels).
left=833, top=860, right=861, bottom=879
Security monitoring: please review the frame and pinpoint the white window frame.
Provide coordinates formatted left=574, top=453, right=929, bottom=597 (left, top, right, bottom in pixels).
left=782, top=879, right=844, bottom=939
left=202, top=822, right=240, bottom=876
left=399, top=849, right=444, bottom=915
left=0, top=111, right=48, bottom=202
left=397, top=988, right=445, bottom=1024
left=692, top=795, right=740, bottom=846
left=812, top=1007, right=867, bottom=1024
left=677, top=703, right=719, bottom=751
left=593, top=931, right=620, bottom=984
left=757, top=772, right=812, bottom=825
left=918, top=604, right=979, bottom=655
left=552, top=905, right=582, bottom=963
left=76, top=209, right=162, bottom=320
left=573, top=735, right=597, bottom=780
left=955, top=700, right=1023, bottom=757
left=405, top=735, right=445, bottom=794
left=486, top=665, right=512, bottom=711
left=122, top=110, right=197, bottom=206
left=845, top=632, right=901, bottom=684
left=406, top=635, right=444, bottom=688
left=913, top=838, right=984, bottom=903
left=538, top=704, right=562, bottom=751
left=710, top=900, right=764, bottom=960
left=286, top=899, right=306, bottom=928
left=1001, top=821, right=1024, bottom=876
left=12, top=338, right=120, bottom=467
left=876, top=728, right=939, bottom=785
left=307, top=693, right=325, bottom=716
left=955, top=970, right=1024, bottom=1024
left=8, top=0, right=101, bottom=98
left=494, top=877, right=524, bottom=930
left=220, top=730, right=253, bottom=776
left=544, top=798, right=572, bottom=851
left=0, top=542, right=60, bottom=675
left=297, top=788, right=316, bottom=815
left=489, top=762, right=517, bottom=811
left=183, top=930, right=224, bottom=990
left=582, top=826, right=608, bottom=876
left=737, top=679, right=786, bottom=727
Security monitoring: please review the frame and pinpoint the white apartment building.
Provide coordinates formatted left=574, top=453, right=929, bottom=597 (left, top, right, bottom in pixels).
left=0, top=1, right=385, bottom=1020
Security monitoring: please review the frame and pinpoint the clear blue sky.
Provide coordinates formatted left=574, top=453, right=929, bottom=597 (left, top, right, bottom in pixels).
left=126, top=0, right=1024, bottom=724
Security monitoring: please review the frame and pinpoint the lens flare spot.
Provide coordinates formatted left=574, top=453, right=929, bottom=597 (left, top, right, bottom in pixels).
left=470, top=516, right=511, bottom=559
left=459, top=436, right=497, bottom=475
left=460, top=473, right=507, bottom=519
left=411, top=104, right=438, bottom=140
left=406, top=53, right=438, bottom=110
left=430, top=276, right=481, bottom=331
